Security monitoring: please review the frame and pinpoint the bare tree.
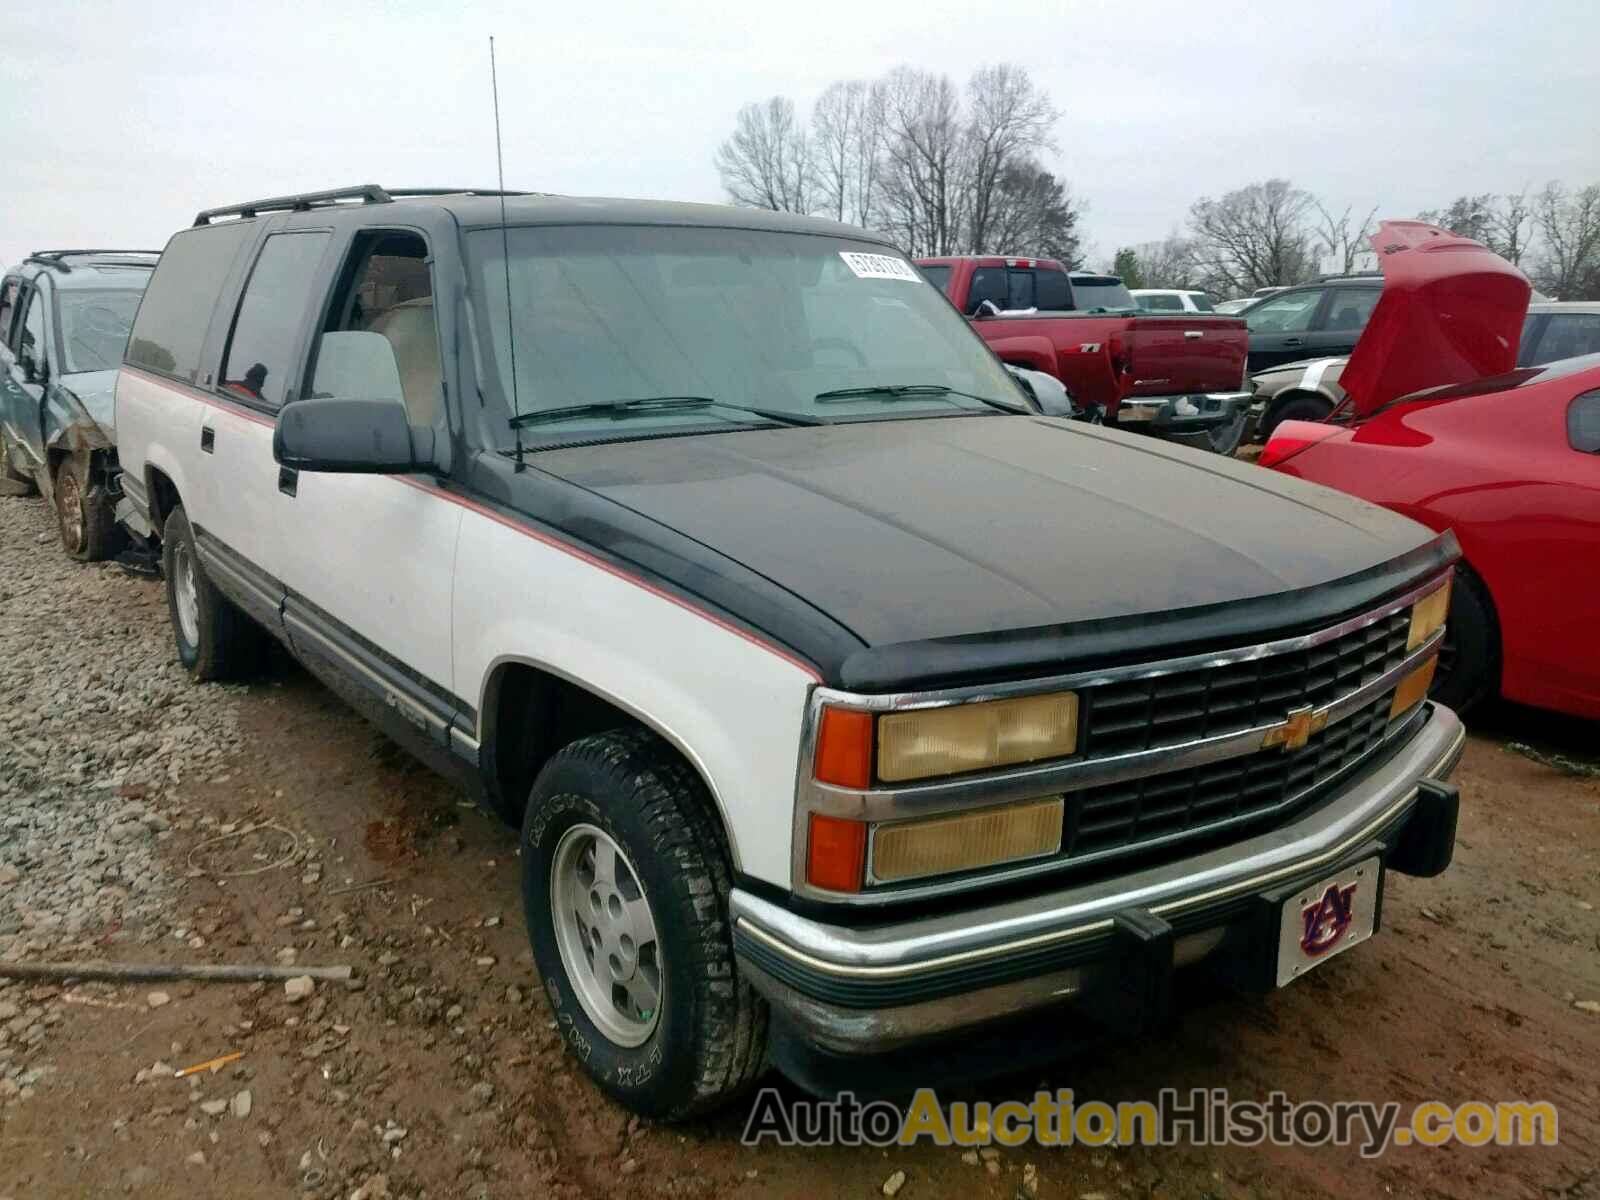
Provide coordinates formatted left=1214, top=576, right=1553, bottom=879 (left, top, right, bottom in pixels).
left=1188, top=179, right=1317, bottom=294
left=1533, top=181, right=1600, bottom=298
left=1314, top=201, right=1379, bottom=275
left=961, top=65, right=1059, bottom=254
left=1129, top=234, right=1202, bottom=289
left=811, top=80, right=875, bottom=224
left=1488, top=189, right=1534, bottom=266
left=714, top=98, right=813, bottom=213
left=875, top=67, right=966, bottom=256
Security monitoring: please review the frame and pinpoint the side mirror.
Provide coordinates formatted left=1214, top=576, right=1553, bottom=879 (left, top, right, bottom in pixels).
left=273, top=397, right=436, bottom=474
left=1004, top=364, right=1076, bottom=418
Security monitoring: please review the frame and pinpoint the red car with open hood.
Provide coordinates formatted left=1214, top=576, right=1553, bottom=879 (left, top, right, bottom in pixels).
left=1262, top=220, right=1600, bottom=720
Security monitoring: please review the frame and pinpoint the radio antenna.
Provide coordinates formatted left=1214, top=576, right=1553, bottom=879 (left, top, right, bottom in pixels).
left=489, top=36, right=525, bottom=470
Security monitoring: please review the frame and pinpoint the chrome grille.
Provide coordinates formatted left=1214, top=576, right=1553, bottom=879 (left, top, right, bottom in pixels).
left=1068, top=694, right=1396, bottom=859
left=1080, top=609, right=1410, bottom=758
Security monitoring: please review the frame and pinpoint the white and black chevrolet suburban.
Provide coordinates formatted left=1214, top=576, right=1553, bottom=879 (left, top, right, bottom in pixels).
left=115, top=186, right=1465, bottom=1117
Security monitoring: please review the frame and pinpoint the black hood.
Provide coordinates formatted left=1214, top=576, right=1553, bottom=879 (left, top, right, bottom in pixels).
left=508, top=415, right=1449, bottom=689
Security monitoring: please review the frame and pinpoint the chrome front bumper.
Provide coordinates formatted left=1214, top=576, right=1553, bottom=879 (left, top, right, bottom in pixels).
left=732, top=703, right=1464, bottom=1055
left=1116, top=390, right=1253, bottom=430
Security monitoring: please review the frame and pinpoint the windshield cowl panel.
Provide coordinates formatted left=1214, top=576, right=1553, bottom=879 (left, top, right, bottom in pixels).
left=466, top=225, right=1022, bottom=446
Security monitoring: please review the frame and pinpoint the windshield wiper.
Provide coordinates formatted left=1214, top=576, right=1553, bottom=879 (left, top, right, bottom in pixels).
left=813, top=384, right=1023, bottom=413
left=509, top=395, right=824, bottom=429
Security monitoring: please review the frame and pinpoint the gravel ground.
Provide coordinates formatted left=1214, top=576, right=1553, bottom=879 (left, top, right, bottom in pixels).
left=0, top=495, right=245, bottom=1096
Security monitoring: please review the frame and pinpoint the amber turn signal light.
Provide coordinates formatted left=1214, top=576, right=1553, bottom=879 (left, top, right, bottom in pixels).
left=814, top=705, right=873, bottom=788
left=1408, top=578, right=1452, bottom=651
left=806, top=813, right=867, bottom=892
left=1390, top=655, right=1438, bottom=720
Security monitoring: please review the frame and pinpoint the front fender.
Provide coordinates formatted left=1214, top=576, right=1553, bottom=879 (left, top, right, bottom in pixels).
left=452, top=507, right=818, bottom=888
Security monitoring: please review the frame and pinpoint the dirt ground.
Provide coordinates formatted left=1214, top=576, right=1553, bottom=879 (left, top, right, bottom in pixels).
left=2, top=518, right=1598, bottom=1199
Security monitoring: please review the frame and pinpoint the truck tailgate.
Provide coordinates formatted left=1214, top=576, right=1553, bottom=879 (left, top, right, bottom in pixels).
left=1115, top=315, right=1248, bottom=398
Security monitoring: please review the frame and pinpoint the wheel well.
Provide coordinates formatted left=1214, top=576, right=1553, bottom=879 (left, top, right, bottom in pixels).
left=147, top=467, right=179, bottom=535
left=481, top=662, right=703, bottom=823
left=1264, top=388, right=1334, bottom=424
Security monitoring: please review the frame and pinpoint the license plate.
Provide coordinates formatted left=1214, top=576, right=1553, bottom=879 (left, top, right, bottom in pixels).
left=1276, top=857, right=1380, bottom=987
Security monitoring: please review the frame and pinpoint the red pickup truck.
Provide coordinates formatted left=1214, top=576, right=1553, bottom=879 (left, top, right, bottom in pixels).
left=916, top=256, right=1254, bottom=450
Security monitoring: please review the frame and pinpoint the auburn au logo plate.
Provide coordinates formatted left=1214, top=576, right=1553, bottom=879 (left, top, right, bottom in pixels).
left=1276, top=857, right=1380, bottom=987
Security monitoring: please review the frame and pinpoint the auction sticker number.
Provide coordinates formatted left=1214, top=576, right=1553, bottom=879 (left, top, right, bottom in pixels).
left=840, top=252, right=922, bottom=282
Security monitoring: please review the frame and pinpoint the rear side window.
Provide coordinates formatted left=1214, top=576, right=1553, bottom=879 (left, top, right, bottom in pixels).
left=1321, top=287, right=1381, bottom=333
left=1139, top=293, right=1184, bottom=311
left=1070, top=277, right=1137, bottom=312
left=1531, top=314, right=1600, bottom=366
left=1571, top=389, right=1600, bottom=453
left=1189, top=293, right=1215, bottom=312
left=220, top=232, right=331, bottom=409
left=0, top=279, right=17, bottom=346
left=127, top=224, right=251, bottom=381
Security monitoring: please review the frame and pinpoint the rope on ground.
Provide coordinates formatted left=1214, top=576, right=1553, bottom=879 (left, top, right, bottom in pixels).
left=185, top=821, right=302, bottom=877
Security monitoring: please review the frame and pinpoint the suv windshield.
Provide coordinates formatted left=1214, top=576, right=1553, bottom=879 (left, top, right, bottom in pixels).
left=58, top=287, right=145, bottom=373
left=1069, top=276, right=1136, bottom=313
left=468, top=226, right=1020, bottom=443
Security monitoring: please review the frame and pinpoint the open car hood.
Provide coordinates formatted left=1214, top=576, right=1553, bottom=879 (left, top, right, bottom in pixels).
left=1340, top=220, right=1531, bottom=417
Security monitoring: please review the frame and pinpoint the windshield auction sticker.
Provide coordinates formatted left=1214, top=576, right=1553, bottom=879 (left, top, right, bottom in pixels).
left=839, top=252, right=923, bottom=282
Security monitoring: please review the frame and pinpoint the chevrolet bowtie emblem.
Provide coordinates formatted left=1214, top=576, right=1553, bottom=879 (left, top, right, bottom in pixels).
left=1262, top=704, right=1327, bottom=752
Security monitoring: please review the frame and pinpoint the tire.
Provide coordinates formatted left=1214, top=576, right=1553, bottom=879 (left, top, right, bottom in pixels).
left=54, top=457, right=123, bottom=562
left=1258, top=392, right=1334, bottom=442
left=521, top=728, right=766, bottom=1119
left=1430, top=564, right=1499, bottom=715
left=161, top=505, right=265, bottom=682
left=0, top=430, right=35, bottom=495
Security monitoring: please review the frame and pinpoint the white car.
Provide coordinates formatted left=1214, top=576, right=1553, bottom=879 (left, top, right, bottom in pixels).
left=1130, top=288, right=1216, bottom=313
left=113, top=185, right=1466, bottom=1118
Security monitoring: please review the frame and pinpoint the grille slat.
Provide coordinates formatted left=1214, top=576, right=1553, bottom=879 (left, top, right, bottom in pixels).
left=1059, top=608, right=1413, bottom=865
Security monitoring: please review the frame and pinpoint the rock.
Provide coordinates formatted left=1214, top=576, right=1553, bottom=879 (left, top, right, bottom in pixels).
left=185, top=1151, right=206, bottom=1166
left=381, top=1125, right=408, bottom=1144
left=978, top=1149, right=1000, bottom=1162
left=960, top=1151, right=979, bottom=1166
left=621, top=1159, right=639, bottom=1176
left=232, top=1089, right=252, bottom=1119
left=1022, top=1163, right=1038, bottom=1197
left=0, top=1002, right=17, bottom=1022
left=0, top=866, right=18, bottom=886
left=475, top=956, right=496, bottom=968
left=882, top=1169, right=907, bottom=1197
left=147, top=991, right=171, bottom=1009
left=1576, top=999, right=1600, bottom=1015
left=200, top=1100, right=228, bottom=1116
left=350, top=1176, right=390, bottom=1200
left=284, top=976, right=314, bottom=1003
left=984, top=1161, right=1000, bottom=1178
left=462, top=1081, right=495, bottom=1113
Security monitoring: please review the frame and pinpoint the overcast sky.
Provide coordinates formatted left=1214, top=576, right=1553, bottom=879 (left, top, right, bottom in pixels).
left=4, top=0, right=1598, bottom=274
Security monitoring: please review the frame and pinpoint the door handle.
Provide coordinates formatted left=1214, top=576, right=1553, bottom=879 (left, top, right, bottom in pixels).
left=278, top=466, right=298, bottom=497
left=200, top=426, right=215, bottom=453
left=1283, top=337, right=1305, bottom=346
left=1184, top=330, right=1203, bottom=339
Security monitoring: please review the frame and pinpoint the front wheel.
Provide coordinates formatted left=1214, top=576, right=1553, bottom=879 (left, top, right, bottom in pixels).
left=54, top=457, right=122, bottom=562
left=1430, top=565, right=1500, bottom=714
left=1258, top=392, right=1334, bottom=442
left=521, top=728, right=766, bottom=1119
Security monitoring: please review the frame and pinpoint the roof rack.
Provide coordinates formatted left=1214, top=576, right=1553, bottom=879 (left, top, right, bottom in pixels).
left=23, top=249, right=162, bottom=273
left=193, top=184, right=530, bottom=226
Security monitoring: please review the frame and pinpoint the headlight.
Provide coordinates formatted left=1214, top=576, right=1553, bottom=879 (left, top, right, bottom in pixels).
left=877, top=692, right=1079, bottom=782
